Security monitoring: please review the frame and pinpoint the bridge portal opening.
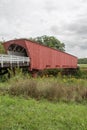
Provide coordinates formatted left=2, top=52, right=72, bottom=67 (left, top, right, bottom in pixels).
left=8, top=44, right=28, bottom=57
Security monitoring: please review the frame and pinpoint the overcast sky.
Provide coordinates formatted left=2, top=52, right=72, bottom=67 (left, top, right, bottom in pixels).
left=0, top=0, right=87, bottom=58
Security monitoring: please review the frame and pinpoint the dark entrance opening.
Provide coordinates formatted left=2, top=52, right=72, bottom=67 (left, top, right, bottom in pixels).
left=8, top=44, right=28, bottom=57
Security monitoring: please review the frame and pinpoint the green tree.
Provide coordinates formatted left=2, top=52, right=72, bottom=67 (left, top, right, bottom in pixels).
left=0, top=42, right=5, bottom=54
left=30, top=35, right=65, bottom=51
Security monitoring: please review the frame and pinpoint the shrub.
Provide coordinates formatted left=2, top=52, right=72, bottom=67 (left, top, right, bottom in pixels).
left=8, top=79, right=38, bottom=98
left=7, top=77, right=87, bottom=102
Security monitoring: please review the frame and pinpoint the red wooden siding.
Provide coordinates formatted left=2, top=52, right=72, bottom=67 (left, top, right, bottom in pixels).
left=3, top=39, right=78, bottom=70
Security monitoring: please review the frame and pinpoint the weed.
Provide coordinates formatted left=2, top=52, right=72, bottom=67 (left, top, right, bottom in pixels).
left=6, top=77, right=87, bottom=102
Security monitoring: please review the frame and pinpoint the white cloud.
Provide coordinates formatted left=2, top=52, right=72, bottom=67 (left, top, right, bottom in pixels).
left=0, top=0, right=87, bottom=57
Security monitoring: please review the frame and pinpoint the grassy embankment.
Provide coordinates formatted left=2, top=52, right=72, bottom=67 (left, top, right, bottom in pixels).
left=0, top=95, right=87, bottom=130
left=0, top=72, right=87, bottom=130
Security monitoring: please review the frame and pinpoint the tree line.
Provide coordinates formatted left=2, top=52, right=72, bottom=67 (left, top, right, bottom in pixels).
left=78, top=58, right=87, bottom=64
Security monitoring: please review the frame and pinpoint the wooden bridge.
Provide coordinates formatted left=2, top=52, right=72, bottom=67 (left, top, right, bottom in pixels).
left=0, top=54, right=30, bottom=68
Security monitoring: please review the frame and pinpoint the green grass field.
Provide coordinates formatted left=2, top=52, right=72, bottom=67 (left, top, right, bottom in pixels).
left=79, top=64, right=87, bottom=68
left=0, top=71, right=87, bottom=130
left=0, top=95, right=87, bottom=130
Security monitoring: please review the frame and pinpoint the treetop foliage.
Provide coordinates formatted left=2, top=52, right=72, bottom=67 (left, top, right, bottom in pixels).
left=29, top=35, right=65, bottom=51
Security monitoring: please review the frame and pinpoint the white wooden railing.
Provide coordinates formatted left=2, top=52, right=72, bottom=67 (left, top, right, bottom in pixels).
left=0, top=54, right=30, bottom=67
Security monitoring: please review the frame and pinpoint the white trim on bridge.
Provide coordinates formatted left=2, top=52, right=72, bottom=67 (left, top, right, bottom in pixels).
left=0, top=54, right=30, bottom=68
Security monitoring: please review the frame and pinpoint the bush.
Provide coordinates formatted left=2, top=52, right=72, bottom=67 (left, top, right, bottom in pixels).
left=7, top=77, right=87, bottom=102
left=8, top=79, right=38, bottom=98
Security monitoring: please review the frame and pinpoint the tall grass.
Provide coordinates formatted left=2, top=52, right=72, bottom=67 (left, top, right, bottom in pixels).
left=0, top=68, right=87, bottom=102
left=6, top=77, right=87, bottom=102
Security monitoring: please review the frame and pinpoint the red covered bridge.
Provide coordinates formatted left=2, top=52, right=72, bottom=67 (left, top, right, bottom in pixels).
left=3, top=39, right=77, bottom=71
